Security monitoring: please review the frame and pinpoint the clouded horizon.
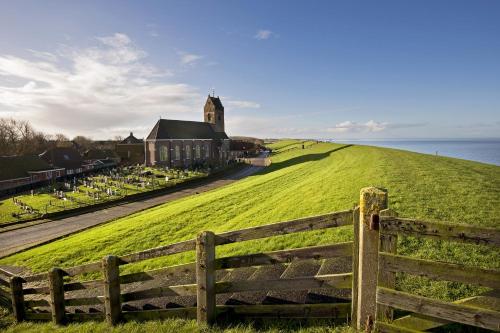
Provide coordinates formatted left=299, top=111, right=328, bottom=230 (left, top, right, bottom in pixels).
left=0, top=1, right=499, bottom=140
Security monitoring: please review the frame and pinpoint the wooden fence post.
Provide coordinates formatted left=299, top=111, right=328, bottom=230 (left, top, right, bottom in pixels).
left=10, top=276, right=25, bottom=322
left=376, top=208, right=398, bottom=322
left=196, top=231, right=216, bottom=326
left=351, top=206, right=360, bottom=328
left=103, top=255, right=121, bottom=325
left=48, top=268, right=66, bottom=325
left=356, top=187, right=387, bottom=331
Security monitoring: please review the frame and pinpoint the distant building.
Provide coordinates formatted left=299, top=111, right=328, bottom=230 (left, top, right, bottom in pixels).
left=145, top=96, right=230, bottom=168
left=229, top=140, right=261, bottom=159
left=83, top=149, right=121, bottom=165
left=0, top=156, right=64, bottom=194
left=115, top=132, right=145, bottom=165
left=39, top=147, right=89, bottom=175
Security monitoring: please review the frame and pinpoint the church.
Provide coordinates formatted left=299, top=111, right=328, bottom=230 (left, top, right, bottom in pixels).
left=145, top=95, right=230, bottom=168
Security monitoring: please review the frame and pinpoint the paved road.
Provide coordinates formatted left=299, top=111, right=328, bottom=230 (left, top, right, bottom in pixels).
left=0, top=158, right=268, bottom=258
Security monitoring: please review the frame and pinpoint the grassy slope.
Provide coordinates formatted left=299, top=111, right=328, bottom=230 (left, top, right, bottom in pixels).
left=1, top=142, right=499, bottom=301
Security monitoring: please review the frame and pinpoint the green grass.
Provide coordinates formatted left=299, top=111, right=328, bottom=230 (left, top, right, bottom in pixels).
left=0, top=318, right=352, bottom=333
left=0, top=307, right=352, bottom=332
left=266, top=140, right=316, bottom=153
left=1, top=141, right=499, bottom=302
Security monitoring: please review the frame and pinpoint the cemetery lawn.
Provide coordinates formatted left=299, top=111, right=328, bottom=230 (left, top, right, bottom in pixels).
left=0, top=168, right=206, bottom=225
left=1, top=141, right=499, bottom=301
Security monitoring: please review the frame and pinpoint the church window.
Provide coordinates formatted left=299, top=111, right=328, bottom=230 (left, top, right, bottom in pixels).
left=175, top=145, right=181, bottom=160
left=159, top=146, right=168, bottom=161
left=185, top=144, right=191, bottom=159
left=207, top=114, right=212, bottom=122
left=195, top=145, right=201, bottom=159
left=205, top=144, right=210, bottom=158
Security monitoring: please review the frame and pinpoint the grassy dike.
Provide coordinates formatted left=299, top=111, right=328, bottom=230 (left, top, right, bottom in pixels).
left=1, top=141, right=499, bottom=331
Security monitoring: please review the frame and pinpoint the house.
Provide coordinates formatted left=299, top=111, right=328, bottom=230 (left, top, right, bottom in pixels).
left=0, top=155, right=64, bottom=194
left=115, top=132, right=145, bottom=165
left=39, top=147, right=88, bottom=175
left=145, top=95, right=230, bottom=168
left=229, top=140, right=261, bottom=159
left=83, top=149, right=121, bottom=165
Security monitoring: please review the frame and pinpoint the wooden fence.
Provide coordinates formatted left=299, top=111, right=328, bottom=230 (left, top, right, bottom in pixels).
left=354, top=188, right=500, bottom=333
left=0, top=268, right=13, bottom=309
left=3, top=187, right=500, bottom=332
left=4, top=209, right=355, bottom=326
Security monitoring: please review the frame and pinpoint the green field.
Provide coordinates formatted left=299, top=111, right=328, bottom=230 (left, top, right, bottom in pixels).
left=266, top=139, right=316, bottom=153
left=2, top=141, right=499, bottom=303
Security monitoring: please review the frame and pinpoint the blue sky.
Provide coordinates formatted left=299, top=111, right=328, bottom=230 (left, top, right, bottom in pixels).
left=0, top=0, right=499, bottom=139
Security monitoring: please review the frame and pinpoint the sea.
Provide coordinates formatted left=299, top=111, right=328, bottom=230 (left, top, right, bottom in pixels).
left=330, top=139, right=500, bottom=166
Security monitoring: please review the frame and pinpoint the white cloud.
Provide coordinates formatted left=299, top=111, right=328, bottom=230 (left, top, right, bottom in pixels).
left=178, top=51, right=204, bottom=66
left=0, top=33, right=201, bottom=139
left=27, top=49, right=58, bottom=62
left=327, top=120, right=388, bottom=133
left=254, top=29, right=274, bottom=40
left=225, top=100, right=261, bottom=109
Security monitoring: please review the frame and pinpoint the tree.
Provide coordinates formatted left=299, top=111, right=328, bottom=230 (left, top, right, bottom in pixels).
left=72, top=136, right=93, bottom=150
left=0, top=118, right=50, bottom=156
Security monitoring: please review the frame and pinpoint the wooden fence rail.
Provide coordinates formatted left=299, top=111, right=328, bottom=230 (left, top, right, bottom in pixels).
left=5, top=187, right=499, bottom=332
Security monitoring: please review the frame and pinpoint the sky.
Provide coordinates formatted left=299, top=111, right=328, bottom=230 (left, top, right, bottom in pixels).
left=0, top=0, right=499, bottom=140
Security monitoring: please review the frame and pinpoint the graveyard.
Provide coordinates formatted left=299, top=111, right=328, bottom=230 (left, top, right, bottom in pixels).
left=0, top=166, right=207, bottom=225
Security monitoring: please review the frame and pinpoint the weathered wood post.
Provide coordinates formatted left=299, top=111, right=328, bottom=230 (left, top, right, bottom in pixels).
left=196, top=231, right=216, bottom=325
left=377, top=208, right=398, bottom=322
left=48, top=268, right=66, bottom=324
left=10, top=276, right=25, bottom=322
left=103, top=255, right=121, bottom=325
left=351, top=206, right=360, bottom=328
left=356, top=187, right=387, bottom=331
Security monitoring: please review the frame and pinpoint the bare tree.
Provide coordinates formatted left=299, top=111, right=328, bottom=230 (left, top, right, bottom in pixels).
left=73, top=135, right=93, bottom=150
left=0, top=118, right=50, bottom=156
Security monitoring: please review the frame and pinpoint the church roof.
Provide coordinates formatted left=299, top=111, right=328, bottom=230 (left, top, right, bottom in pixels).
left=146, top=119, right=229, bottom=140
left=207, top=96, right=224, bottom=109
left=120, top=132, right=143, bottom=144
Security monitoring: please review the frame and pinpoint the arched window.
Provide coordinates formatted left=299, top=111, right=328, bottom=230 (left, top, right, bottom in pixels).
left=195, top=145, right=201, bottom=159
left=175, top=145, right=181, bottom=160
left=159, top=146, right=168, bottom=161
left=185, top=144, right=191, bottom=159
left=207, top=114, right=212, bottom=122
left=205, top=144, right=210, bottom=158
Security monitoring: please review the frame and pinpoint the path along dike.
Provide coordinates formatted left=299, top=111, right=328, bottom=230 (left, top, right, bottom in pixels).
left=0, top=158, right=268, bottom=258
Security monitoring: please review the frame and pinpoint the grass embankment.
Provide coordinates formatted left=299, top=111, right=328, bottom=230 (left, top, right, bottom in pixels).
left=266, top=139, right=316, bottom=153
left=2, top=141, right=499, bottom=297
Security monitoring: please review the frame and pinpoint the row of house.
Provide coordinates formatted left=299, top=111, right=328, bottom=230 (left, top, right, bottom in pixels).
left=0, top=146, right=121, bottom=194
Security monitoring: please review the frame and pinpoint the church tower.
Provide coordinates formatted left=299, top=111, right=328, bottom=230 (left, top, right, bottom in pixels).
left=204, top=95, right=225, bottom=133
